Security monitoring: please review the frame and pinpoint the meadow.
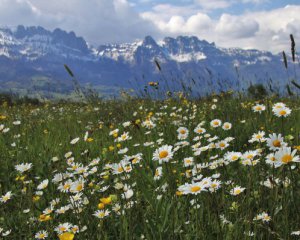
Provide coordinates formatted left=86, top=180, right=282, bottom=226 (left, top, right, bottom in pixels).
left=0, top=93, right=299, bottom=239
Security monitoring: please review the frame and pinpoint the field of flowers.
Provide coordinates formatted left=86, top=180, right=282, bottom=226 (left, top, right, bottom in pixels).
left=0, top=94, right=299, bottom=239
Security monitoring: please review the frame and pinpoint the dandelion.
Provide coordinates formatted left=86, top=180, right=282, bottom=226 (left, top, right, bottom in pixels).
left=58, top=232, right=75, bottom=240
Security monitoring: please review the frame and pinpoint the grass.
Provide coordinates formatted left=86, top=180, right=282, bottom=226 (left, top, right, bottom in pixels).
left=0, top=93, right=299, bottom=239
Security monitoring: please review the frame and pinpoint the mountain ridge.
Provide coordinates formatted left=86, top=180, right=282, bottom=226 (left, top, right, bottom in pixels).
left=0, top=25, right=297, bottom=98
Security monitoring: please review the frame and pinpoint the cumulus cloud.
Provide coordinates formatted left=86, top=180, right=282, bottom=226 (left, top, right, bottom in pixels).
left=0, top=0, right=299, bottom=53
left=194, top=0, right=232, bottom=10
left=0, top=0, right=159, bottom=45
left=216, top=14, right=259, bottom=38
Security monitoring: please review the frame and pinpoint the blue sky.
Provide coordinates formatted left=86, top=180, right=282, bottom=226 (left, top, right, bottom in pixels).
left=0, top=0, right=299, bottom=52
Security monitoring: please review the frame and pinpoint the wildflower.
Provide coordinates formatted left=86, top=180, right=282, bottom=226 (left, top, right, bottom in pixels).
left=230, top=186, right=245, bottom=196
left=117, top=132, right=131, bottom=142
left=254, top=212, right=271, bottom=222
left=35, top=230, right=48, bottom=239
left=154, top=166, right=163, bottom=180
left=153, top=145, right=174, bottom=164
left=273, top=106, right=291, bottom=117
left=37, top=179, right=49, bottom=190
left=178, top=182, right=208, bottom=195
left=58, top=232, right=75, bottom=240
left=252, top=104, right=266, bottom=113
left=249, top=131, right=266, bottom=143
left=274, top=147, right=299, bottom=167
left=183, top=157, right=194, bottom=167
left=210, top=119, right=222, bottom=128
left=70, top=179, right=85, bottom=193
left=222, top=122, right=232, bottom=130
left=224, top=152, right=242, bottom=162
left=266, top=133, right=287, bottom=151
left=55, top=223, right=72, bottom=234
left=0, top=191, right=12, bottom=203
left=70, top=137, right=80, bottom=145
left=93, top=209, right=110, bottom=219
left=15, top=163, right=33, bottom=173
left=194, top=126, right=206, bottom=134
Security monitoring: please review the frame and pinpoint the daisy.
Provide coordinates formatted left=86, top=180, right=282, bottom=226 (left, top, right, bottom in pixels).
left=178, top=182, right=207, bottom=195
left=15, top=163, right=33, bottom=173
left=0, top=191, right=12, bottom=203
left=37, top=179, right=49, bottom=190
left=70, top=179, right=85, bottom=193
left=272, top=102, right=286, bottom=111
left=117, top=132, right=132, bottom=142
left=70, top=137, right=80, bottom=145
left=210, top=119, right=222, bottom=128
left=54, top=223, right=72, bottom=234
left=274, top=147, right=300, bottom=167
left=194, top=126, right=206, bottom=134
left=93, top=209, right=110, bottom=219
left=254, top=212, right=271, bottom=223
left=153, top=145, right=174, bottom=164
left=265, top=153, right=276, bottom=166
left=154, top=166, right=163, bottom=180
left=35, top=230, right=48, bottom=239
left=230, top=186, right=245, bottom=196
left=222, top=122, right=232, bottom=130
left=266, top=133, right=287, bottom=151
left=273, top=106, right=292, bottom=117
left=224, top=152, right=242, bottom=162
left=252, top=104, right=266, bottom=113
left=249, top=131, right=266, bottom=143
left=183, top=157, right=194, bottom=167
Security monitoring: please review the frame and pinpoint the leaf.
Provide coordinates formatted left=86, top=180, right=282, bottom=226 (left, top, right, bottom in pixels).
left=64, top=64, right=74, bottom=77
left=291, top=80, right=300, bottom=89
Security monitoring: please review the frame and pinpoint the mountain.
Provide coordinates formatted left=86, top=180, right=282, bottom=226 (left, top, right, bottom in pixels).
left=0, top=25, right=297, bottom=98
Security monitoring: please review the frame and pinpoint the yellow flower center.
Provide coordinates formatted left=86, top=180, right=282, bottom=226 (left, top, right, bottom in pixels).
left=279, top=110, right=287, bottom=115
left=191, top=186, right=201, bottom=192
left=281, top=154, right=292, bottom=164
left=219, top=142, right=225, bottom=147
left=180, top=130, right=186, bottom=134
left=159, top=150, right=169, bottom=159
left=235, top=189, right=241, bottom=195
left=272, top=140, right=281, bottom=147
left=197, top=129, right=203, bottom=133
left=231, top=156, right=238, bottom=161
left=76, top=184, right=83, bottom=191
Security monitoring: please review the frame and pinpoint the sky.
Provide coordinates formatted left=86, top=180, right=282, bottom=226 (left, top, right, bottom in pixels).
left=0, top=0, right=299, bottom=53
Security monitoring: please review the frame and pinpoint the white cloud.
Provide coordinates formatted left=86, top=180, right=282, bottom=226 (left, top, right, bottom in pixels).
left=194, top=0, right=232, bottom=9
left=0, top=0, right=299, bottom=53
left=0, top=0, right=159, bottom=45
left=216, top=14, right=259, bottom=38
left=142, top=4, right=300, bottom=53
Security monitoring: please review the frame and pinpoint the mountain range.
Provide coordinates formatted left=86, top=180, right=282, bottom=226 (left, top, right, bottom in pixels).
left=0, top=25, right=297, bottom=98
